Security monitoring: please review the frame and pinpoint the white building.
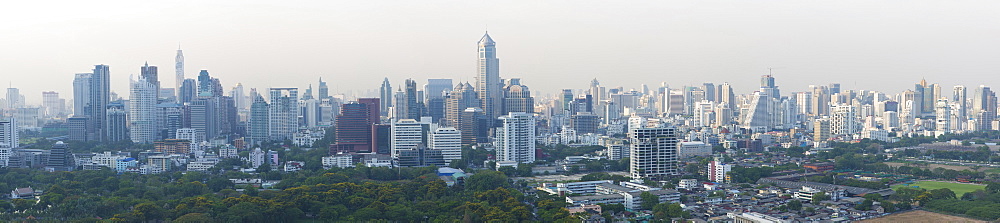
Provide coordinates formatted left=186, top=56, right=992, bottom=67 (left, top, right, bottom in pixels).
left=494, top=112, right=536, bottom=164
left=679, top=141, right=712, bottom=158
left=0, top=118, right=19, bottom=149
left=92, top=151, right=126, bottom=168
left=429, top=127, right=462, bottom=165
left=629, top=128, right=679, bottom=180
left=606, top=143, right=629, bottom=160
left=391, top=119, right=426, bottom=158
left=678, top=179, right=699, bottom=189
left=727, top=212, right=789, bottom=223
left=830, top=104, right=861, bottom=137
left=268, top=88, right=299, bottom=141
left=322, top=155, right=354, bottom=169
left=292, top=129, right=325, bottom=147
left=176, top=128, right=198, bottom=150
left=129, top=76, right=158, bottom=143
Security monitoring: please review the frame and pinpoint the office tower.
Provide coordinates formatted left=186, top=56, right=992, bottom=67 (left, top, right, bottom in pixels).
left=459, top=107, right=487, bottom=146
left=318, top=78, right=330, bottom=100
left=396, top=145, right=445, bottom=167
left=829, top=83, right=841, bottom=95
left=935, top=98, right=951, bottom=133
left=494, top=112, right=536, bottom=164
left=693, top=101, right=715, bottom=127
left=90, top=65, right=111, bottom=141
left=953, top=85, right=967, bottom=130
left=0, top=118, right=17, bottom=149
left=155, top=102, right=183, bottom=140
left=105, top=101, right=129, bottom=142
left=760, top=74, right=779, bottom=99
left=301, top=97, right=321, bottom=128
left=176, top=47, right=184, bottom=99
left=830, top=105, right=860, bottom=137
left=444, top=82, right=479, bottom=127
left=714, top=104, right=733, bottom=127
left=129, top=76, right=159, bottom=143
left=914, top=79, right=938, bottom=116
left=972, top=85, right=997, bottom=130
left=42, top=91, right=63, bottom=117
left=196, top=70, right=223, bottom=97
left=73, top=73, right=92, bottom=116
left=795, top=92, right=813, bottom=116
left=141, top=62, right=159, bottom=100
left=424, top=79, right=453, bottom=123
left=664, top=89, right=685, bottom=116
left=331, top=98, right=380, bottom=153
left=247, top=90, right=269, bottom=146
left=179, top=79, right=197, bottom=104
left=741, top=91, right=771, bottom=132
left=217, top=96, right=239, bottom=137
left=188, top=98, right=216, bottom=142
left=629, top=127, right=679, bottom=180
left=391, top=119, right=428, bottom=158
left=429, top=127, right=462, bottom=165
left=477, top=32, right=502, bottom=119
left=561, top=89, right=574, bottom=112
left=395, top=79, right=421, bottom=120
left=268, top=88, right=298, bottom=141
left=45, top=142, right=72, bottom=171
left=883, top=111, right=900, bottom=129
left=810, top=85, right=829, bottom=116
left=231, top=83, right=246, bottom=111
left=703, top=83, right=716, bottom=102
left=502, top=78, right=534, bottom=114
left=570, top=112, right=599, bottom=134
left=6, top=88, right=21, bottom=109
left=719, top=83, right=736, bottom=114
left=380, top=78, right=392, bottom=117
left=302, top=84, right=314, bottom=100
left=590, top=79, right=604, bottom=109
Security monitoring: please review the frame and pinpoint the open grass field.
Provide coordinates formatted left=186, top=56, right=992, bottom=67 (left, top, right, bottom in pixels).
left=892, top=181, right=986, bottom=197
left=860, top=210, right=985, bottom=223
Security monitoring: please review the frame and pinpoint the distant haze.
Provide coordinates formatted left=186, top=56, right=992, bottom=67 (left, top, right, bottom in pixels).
left=4, top=0, right=1000, bottom=103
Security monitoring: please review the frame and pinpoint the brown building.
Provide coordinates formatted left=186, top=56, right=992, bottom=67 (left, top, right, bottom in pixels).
left=154, top=139, right=192, bottom=155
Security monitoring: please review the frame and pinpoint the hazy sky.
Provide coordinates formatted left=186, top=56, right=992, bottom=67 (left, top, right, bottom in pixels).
left=4, top=0, right=1000, bottom=103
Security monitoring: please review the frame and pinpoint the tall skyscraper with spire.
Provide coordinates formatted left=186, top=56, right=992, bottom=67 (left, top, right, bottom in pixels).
left=380, top=78, right=392, bottom=117
left=477, top=32, right=502, bottom=119
left=175, top=47, right=184, bottom=100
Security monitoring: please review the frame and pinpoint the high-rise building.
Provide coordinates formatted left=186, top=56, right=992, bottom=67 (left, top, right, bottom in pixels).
left=188, top=98, right=216, bottom=142
left=0, top=118, right=17, bottom=149
left=830, top=105, right=860, bottom=137
left=42, top=91, right=64, bottom=117
left=73, top=73, right=92, bottom=116
left=155, top=102, right=183, bottom=140
left=444, top=82, right=479, bottom=128
left=503, top=78, right=534, bottom=114
left=429, top=127, right=462, bottom=165
left=707, top=155, right=731, bottom=183
left=703, top=83, right=716, bottom=102
left=129, top=76, right=159, bottom=143
left=953, top=85, right=967, bottom=130
left=494, top=112, right=535, bottom=164
left=397, top=79, right=422, bottom=120
left=935, top=98, right=951, bottom=133
left=46, top=142, right=73, bottom=171
left=268, top=88, right=298, bottom=141
left=629, top=127, right=679, bottom=180
left=380, top=78, right=392, bottom=117
left=719, top=83, right=736, bottom=115
left=459, top=107, right=488, bottom=146
left=972, top=85, right=997, bottom=130
left=330, top=98, right=380, bottom=153
left=477, top=32, right=502, bottom=119
left=424, top=79, right=453, bottom=123
left=141, top=62, right=159, bottom=100
left=318, top=78, right=330, bottom=100
left=176, top=47, right=184, bottom=100
left=6, top=88, right=22, bottom=109
left=247, top=89, right=269, bottom=146
left=72, top=65, right=111, bottom=141
left=179, top=79, right=197, bottom=104
left=391, top=118, right=428, bottom=158
left=105, top=101, right=129, bottom=142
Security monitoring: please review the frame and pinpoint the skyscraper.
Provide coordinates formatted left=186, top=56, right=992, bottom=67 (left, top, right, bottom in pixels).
left=268, top=88, right=299, bottom=141
left=629, top=127, right=679, bottom=180
left=318, top=77, right=330, bottom=100
left=179, top=79, right=197, bottom=104
left=494, top=112, right=535, bottom=164
left=6, top=88, right=22, bottom=109
left=444, top=82, right=478, bottom=128
left=247, top=89, right=269, bottom=146
left=972, top=85, right=997, bottom=131
left=502, top=78, right=534, bottom=114
left=380, top=78, right=392, bottom=117
left=477, top=32, right=502, bottom=119
left=92, top=65, right=111, bottom=141
left=42, top=91, right=63, bottom=117
left=398, top=79, right=422, bottom=120
left=130, top=76, right=159, bottom=143
left=391, top=118, right=428, bottom=158
left=331, top=98, right=380, bottom=153
left=176, top=47, right=184, bottom=100
left=424, top=79, right=453, bottom=123
left=106, top=101, right=129, bottom=142
left=429, top=127, right=462, bottom=165
left=141, top=62, right=159, bottom=100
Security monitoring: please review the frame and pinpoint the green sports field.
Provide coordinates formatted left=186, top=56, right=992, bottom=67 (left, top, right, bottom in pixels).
left=892, top=181, right=986, bottom=197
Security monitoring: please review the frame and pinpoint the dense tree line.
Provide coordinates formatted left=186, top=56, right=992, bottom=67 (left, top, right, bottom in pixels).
left=0, top=165, right=573, bottom=222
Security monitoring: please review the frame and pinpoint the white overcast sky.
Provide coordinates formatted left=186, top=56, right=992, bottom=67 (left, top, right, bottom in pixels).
left=4, top=0, right=1000, bottom=103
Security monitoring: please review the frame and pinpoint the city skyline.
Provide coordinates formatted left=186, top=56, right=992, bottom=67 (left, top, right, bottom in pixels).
left=5, top=1, right=1000, bottom=103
